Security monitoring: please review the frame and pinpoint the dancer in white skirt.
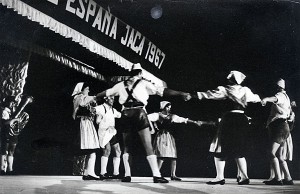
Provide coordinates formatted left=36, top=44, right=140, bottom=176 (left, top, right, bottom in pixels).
left=72, top=82, right=100, bottom=180
left=148, top=101, right=206, bottom=181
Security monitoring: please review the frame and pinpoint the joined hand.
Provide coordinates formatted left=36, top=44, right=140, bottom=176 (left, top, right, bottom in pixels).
left=182, top=93, right=192, bottom=101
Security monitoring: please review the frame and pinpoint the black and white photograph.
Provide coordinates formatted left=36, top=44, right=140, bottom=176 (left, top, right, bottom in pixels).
left=0, top=0, right=299, bottom=193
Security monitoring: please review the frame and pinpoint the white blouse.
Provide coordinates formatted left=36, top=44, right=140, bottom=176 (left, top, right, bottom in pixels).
left=148, top=112, right=188, bottom=124
left=267, top=91, right=291, bottom=126
left=95, top=103, right=121, bottom=130
left=106, top=77, right=165, bottom=106
left=197, top=85, right=261, bottom=108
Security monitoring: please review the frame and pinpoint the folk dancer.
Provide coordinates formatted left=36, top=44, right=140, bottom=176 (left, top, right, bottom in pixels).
left=96, top=63, right=191, bottom=183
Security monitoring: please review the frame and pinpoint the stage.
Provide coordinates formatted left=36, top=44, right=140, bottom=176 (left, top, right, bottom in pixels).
left=0, top=176, right=298, bottom=194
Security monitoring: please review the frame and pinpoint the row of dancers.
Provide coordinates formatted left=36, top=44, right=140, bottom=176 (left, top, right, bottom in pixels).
left=72, top=63, right=295, bottom=185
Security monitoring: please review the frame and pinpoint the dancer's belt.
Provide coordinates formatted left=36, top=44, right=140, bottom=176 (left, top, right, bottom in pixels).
left=123, top=101, right=144, bottom=109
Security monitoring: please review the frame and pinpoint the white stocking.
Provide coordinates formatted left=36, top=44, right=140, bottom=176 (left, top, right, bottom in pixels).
left=146, top=155, right=161, bottom=177
left=113, top=157, right=120, bottom=175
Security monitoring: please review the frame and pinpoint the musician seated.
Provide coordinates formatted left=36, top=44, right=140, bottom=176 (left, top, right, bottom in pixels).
left=0, top=96, right=21, bottom=175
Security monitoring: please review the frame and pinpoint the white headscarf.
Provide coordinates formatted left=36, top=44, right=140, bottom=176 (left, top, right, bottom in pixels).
left=277, top=78, right=285, bottom=89
left=227, top=70, right=246, bottom=85
left=72, top=82, right=84, bottom=97
left=160, top=101, right=171, bottom=110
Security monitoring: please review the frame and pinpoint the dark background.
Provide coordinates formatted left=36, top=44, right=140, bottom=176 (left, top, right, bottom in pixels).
left=1, top=0, right=299, bottom=179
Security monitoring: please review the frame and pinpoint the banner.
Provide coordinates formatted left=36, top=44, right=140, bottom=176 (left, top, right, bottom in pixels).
left=0, top=0, right=167, bottom=87
left=22, top=0, right=166, bottom=70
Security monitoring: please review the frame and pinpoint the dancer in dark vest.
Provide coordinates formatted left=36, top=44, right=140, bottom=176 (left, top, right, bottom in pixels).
left=148, top=101, right=212, bottom=181
left=192, top=70, right=261, bottom=185
left=72, top=83, right=100, bottom=180
left=96, top=63, right=191, bottom=183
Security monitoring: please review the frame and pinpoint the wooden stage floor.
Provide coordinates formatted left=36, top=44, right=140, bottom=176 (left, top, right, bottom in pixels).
left=0, top=176, right=299, bottom=194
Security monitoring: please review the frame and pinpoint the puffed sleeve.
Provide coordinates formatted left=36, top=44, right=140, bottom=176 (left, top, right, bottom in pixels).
left=72, top=95, right=82, bottom=119
left=148, top=112, right=160, bottom=122
left=275, top=92, right=286, bottom=105
left=113, top=108, right=122, bottom=118
left=171, top=115, right=188, bottom=124
left=197, top=86, right=227, bottom=100
left=106, top=82, right=122, bottom=97
left=80, top=95, right=95, bottom=106
left=144, top=81, right=165, bottom=97
left=244, top=87, right=261, bottom=103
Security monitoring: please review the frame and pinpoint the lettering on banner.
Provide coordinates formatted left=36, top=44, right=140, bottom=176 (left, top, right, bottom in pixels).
left=65, top=0, right=165, bottom=69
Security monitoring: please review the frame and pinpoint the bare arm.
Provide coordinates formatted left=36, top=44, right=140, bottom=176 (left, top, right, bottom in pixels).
left=187, top=119, right=216, bottom=127
left=261, top=96, right=277, bottom=106
left=186, top=119, right=202, bottom=127
left=96, top=90, right=107, bottom=101
left=163, top=88, right=191, bottom=101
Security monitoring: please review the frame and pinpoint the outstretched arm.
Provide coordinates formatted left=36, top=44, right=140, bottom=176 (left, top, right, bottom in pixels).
left=186, top=119, right=202, bottom=127
left=261, top=96, right=277, bottom=106
left=96, top=90, right=107, bottom=101
left=191, top=86, right=227, bottom=101
left=187, top=119, right=216, bottom=127
left=163, top=88, right=191, bottom=101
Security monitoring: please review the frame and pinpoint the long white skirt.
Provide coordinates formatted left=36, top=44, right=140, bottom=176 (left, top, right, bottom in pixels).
left=80, top=118, right=100, bottom=150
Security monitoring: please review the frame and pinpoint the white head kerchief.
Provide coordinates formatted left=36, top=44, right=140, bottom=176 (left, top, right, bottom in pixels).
left=277, top=78, right=285, bottom=89
left=72, top=82, right=84, bottom=96
left=227, top=70, right=246, bottom=84
left=160, top=101, right=171, bottom=110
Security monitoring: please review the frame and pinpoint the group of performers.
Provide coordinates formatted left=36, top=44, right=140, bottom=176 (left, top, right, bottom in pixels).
left=71, top=63, right=296, bottom=185
left=0, top=62, right=295, bottom=186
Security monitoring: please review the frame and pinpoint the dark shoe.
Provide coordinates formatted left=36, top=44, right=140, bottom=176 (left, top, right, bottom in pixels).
left=237, top=176, right=241, bottom=182
left=110, top=174, right=121, bottom=179
left=121, top=176, right=131, bottom=182
left=262, top=178, right=274, bottom=184
left=206, top=179, right=225, bottom=185
left=5, top=171, right=14, bottom=175
left=83, top=175, right=100, bottom=181
left=238, top=179, right=250, bottom=185
left=99, top=173, right=109, bottom=180
left=153, top=176, right=169, bottom=183
left=171, top=176, right=182, bottom=181
left=0, top=170, right=6, bottom=175
left=264, top=178, right=283, bottom=185
left=283, top=179, right=294, bottom=185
